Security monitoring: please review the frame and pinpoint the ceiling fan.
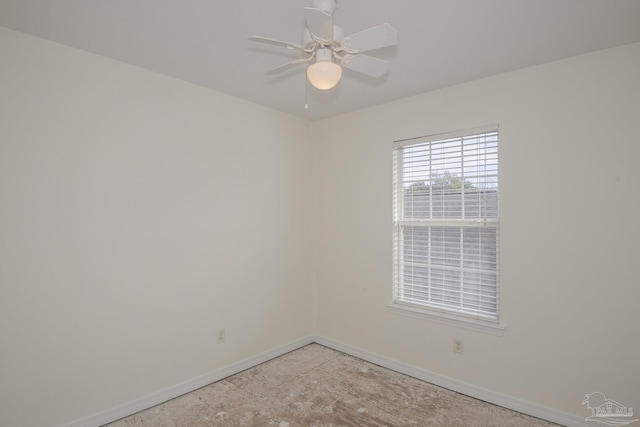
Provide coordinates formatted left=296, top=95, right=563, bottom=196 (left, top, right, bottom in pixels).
left=247, top=0, right=398, bottom=91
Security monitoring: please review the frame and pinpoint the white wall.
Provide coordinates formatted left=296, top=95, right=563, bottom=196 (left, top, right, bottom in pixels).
left=312, top=42, right=640, bottom=420
left=0, top=27, right=314, bottom=427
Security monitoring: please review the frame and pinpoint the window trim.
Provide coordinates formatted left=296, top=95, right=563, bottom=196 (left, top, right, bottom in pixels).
left=387, top=301, right=505, bottom=335
left=391, top=125, right=503, bottom=332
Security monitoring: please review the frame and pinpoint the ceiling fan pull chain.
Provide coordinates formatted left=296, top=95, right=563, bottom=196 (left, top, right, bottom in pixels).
left=305, top=73, right=309, bottom=109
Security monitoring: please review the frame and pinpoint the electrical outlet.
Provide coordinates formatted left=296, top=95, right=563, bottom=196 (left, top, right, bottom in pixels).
left=216, top=328, right=225, bottom=344
left=453, top=338, right=464, bottom=354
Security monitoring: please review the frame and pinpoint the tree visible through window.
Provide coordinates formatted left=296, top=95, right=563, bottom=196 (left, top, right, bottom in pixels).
left=392, top=126, right=499, bottom=321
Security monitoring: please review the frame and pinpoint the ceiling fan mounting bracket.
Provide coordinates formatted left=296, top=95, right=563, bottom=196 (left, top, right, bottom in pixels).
left=310, top=0, right=337, bottom=15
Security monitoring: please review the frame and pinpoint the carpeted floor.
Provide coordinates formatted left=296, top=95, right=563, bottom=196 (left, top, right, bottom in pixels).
left=104, top=343, right=560, bottom=426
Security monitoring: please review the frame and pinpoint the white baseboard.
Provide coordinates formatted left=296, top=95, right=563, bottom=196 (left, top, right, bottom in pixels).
left=60, top=336, right=314, bottom=427
left=313, top=335, right=591, bottom=427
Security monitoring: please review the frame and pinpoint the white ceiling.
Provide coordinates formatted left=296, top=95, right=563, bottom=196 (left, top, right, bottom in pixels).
left=1, top=0, right=640, bottom=121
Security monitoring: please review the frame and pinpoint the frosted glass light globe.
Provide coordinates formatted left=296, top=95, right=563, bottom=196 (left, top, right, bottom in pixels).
left=306, top=48, right=342, bottom=90
left=307, top=61, right=342, bottom=90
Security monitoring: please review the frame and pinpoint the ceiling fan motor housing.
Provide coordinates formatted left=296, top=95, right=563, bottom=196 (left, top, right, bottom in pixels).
left=311, top=0, right=337, bottom=15
left=302, top=25, right=344, bottom=48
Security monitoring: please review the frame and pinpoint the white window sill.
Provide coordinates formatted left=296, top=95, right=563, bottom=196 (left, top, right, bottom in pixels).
left=387, top=302, right=506, bottom=336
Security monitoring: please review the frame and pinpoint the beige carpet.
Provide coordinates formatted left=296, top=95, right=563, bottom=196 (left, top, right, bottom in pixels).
left=104, top=343, right=560, bottom=426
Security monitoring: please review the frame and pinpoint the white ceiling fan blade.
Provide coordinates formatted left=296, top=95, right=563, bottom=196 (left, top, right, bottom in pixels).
left=265, top=57, right=313, bottom=75
left=343, top=23, right=398, bottom=53
left=247, top=36, right=304, bottom=50
left=340, top=54, right=390, bottom=78
left=304, top=7, right=333, bottom=43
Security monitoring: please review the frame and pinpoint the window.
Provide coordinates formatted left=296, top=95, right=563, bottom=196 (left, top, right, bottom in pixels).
left=392, top=126, right=499, bottom=325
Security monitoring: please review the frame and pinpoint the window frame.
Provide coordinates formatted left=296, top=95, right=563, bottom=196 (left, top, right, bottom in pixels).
left=389, top=125, right=504, bottom=334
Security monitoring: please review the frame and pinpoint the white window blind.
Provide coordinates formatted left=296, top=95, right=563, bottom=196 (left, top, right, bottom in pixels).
left=392, top=126, right=499, bottom=321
